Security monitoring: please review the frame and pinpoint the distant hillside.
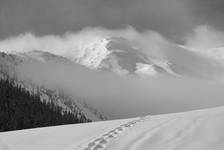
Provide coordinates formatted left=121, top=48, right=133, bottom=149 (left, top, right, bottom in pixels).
left=0, top=51, right=106, bottom=122
left=0, top=79, right=90, bottom=132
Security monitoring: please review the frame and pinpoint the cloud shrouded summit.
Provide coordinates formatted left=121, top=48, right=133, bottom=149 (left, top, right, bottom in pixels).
left=0, top=27, right=167, bottom=75
left=1, top=25, right=224, bottom=118
left=1, top=25, right=224, bottom=78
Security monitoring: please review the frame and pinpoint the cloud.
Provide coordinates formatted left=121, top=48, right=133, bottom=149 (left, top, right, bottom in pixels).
left=0, top=0, right=195, bottom=40
left=0, top=26, right=169, bottom=63
left=0, top=26, right=174, bottom=75
left=1, top=26, right=224, bottom=119
left=185, top=25, right=224, bottom=50
left=184, top=25, right=224, bottom=61
left=15, top=59, right=224, bottom=119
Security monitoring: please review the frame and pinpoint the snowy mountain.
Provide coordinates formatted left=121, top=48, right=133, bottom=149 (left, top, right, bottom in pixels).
left=62, top=36, right=224, bottom=79
left=71, top=37, right=168, bottom=75
left=1, top=106, right=224, bottom=150
left=0, top=52, right=106, bottom=122
left=2, top=35, right=224, bottom=79
left=1, top=35, right=224, bottom=120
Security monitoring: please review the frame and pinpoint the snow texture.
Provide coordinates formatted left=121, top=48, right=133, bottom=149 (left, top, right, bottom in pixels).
left=1, top=106, right=224, bottom=150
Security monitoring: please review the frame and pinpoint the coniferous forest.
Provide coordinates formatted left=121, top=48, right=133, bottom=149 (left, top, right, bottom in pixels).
left=0, top=79, right=86, bottom=132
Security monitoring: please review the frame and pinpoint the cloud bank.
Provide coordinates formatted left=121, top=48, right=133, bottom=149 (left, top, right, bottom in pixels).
left=1, top=25, right=224, bottom=119
left=0, top=26, right=168, bottom=58
left=1, top=25, right=224, bottom=62
left=0, top=26, right=170, bottom=72
left=184, top=25, right=224, bottom=62
left=0, top=0, right=195, bottom=40
left=185, top=25, right=224, bottom=50
left=15, top=60, right=224, bottom=119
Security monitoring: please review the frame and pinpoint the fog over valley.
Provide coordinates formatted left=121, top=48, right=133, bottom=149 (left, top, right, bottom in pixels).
left=0, top=26, right=223, bottom=119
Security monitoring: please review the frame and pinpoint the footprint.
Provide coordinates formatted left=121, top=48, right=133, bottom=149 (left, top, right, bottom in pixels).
left=92, top=144, right=106, bottom=150
left=81, top=117, right=147, bottom=150
left=99, top=139, right=107, bottom=145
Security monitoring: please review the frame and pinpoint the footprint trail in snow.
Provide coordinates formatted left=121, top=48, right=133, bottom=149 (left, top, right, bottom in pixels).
left=82, top=117, right=147, bottom=150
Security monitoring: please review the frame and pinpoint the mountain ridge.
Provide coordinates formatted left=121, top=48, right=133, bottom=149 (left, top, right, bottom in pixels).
left=0, top=51, right=106, bottom=122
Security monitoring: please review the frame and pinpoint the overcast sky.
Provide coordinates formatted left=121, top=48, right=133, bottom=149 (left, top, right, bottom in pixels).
left=1, top=0, right=224, bottom=42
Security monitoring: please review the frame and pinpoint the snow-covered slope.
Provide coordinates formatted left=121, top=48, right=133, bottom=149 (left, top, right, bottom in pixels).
left=1, top=106, right=224, bottom=150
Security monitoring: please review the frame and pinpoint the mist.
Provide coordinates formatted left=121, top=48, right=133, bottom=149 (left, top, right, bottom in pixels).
left=1, top=25, right=224, bottom=119
left=0, top=26, right=167, bottom=58
left=1, top=25, right=224, bottom=62
left=15, top=56, right=224, bottom=119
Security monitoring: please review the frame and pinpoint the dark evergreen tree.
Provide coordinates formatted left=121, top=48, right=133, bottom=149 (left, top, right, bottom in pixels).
left=0, top=79, right=89, bottom=132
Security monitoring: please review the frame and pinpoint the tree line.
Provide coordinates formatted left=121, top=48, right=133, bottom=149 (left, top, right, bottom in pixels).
left=0, top=79, right=89, bottom=132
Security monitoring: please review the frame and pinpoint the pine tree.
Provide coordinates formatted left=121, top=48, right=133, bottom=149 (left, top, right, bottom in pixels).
left=0, top=79, right=88, bottom=132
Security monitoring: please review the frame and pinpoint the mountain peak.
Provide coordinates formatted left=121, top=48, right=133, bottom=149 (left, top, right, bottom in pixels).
left=74, top=37, right=111, bottom=69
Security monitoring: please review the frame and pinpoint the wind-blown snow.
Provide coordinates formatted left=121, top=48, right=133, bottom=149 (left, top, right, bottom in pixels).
left=1, top=106, right=224, bottom=150
left=135, top=63, right=157, bottom=76
left=75, top=37, right=111, bottom=69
